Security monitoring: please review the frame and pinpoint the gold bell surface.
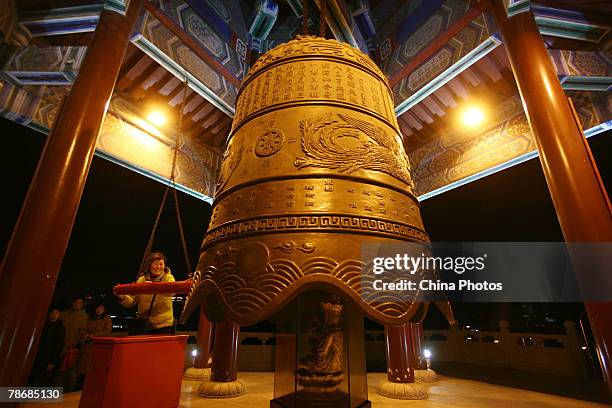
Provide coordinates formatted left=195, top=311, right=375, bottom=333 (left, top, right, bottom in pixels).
left=182, top=36, right=435, bottom=326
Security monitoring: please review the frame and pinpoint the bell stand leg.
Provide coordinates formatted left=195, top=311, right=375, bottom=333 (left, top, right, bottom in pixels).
left=411, top=322, right=438, bottom=382
left=197, top=319, right=247, bottom=398
left=377, top=324, right=428, bottom=399
left=184, top=306, right=214, bottom=380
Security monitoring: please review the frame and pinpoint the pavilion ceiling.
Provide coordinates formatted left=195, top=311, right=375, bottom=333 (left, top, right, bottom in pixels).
left=1, top=0, right=610, bottom=201
left=115, top=44, right=232, bottom=148
left=398, top=46, right=516, bottom=152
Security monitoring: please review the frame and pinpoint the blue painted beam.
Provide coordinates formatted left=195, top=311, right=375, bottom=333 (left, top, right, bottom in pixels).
left=2, top=46, right=87, bottom=86
left=19, top=5, right=102, bottom=36
left=249, top=0, right=279, bottom=52
left=509, top=1, right=610, bottom=43
left=394, top=10, right=609, bottom=114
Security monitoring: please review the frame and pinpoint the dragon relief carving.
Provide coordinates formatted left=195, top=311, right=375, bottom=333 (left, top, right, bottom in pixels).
left=294, top=114, right=415, bottom=193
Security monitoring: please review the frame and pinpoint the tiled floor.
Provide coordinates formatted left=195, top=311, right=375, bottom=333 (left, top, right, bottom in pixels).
left=23, top=372, right=610, bottom=408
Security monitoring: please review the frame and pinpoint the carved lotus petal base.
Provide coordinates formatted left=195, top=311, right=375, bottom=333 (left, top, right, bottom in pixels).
left=414, top=368, right=438, bottom=382
left=377, top=380, right=428, bottom=400
left=183, top=367, right=211, bottom=381
left=197, top=379, right=247, bottom=398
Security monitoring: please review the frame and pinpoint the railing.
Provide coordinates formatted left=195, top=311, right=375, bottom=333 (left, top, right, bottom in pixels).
left=115, top=320, right=591, bottom=377
left=420, top=320, right=589, bottom=377
left=238, top=333, right=276, bottom=371
left=226, top=321, right=591, bottom=376
left=366, top=321, right=592, bottom=378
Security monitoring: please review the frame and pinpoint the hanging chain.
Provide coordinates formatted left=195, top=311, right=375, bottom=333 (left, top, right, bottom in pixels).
left=137, top=187, right=170, bottom=276
left=137, top=77, right=192, bottom=277
left=319, top=0, right=327, bottom=38
left=302, top=0, right=309, bottom=35
left=171, top=78, right=193, bottom=275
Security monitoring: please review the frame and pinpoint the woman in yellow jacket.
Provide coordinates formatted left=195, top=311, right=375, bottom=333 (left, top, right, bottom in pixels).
left=117, top=252, right=176, bottom=334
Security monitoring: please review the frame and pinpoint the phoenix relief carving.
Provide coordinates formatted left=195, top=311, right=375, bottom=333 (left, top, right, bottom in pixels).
left=294, top=113, right=415, bottom=192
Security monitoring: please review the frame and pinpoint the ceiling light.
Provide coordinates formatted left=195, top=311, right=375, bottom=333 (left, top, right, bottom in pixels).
left=462, top=106, right=485, bottom=126
left=147, top=111, right=166, bottom=127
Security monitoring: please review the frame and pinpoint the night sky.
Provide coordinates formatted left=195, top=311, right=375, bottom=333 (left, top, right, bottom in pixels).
left=3, top=117, right=611, bottom=331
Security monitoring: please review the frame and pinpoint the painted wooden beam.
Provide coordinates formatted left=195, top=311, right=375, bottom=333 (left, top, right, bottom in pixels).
left=313, top=0, right=360, bottom=49
left=132, top=9, right=236, bottom=116
left=418, top=119, right=612, bottom=201
left=389, top=1, right=489, bottom=88
left=19, top=5, right=102, bottom=37
left=17, top=1, right=133, bottom=36
left=17, top=2, right=240, bottom=117
left=395, top=35, right=501, bottom=116
left=549, top=50, right=612, bottom=91
left=0, top=80, right=218, bottom=202
left=393, top=0, right=610, bottom=115
left=2, top=46, right=87, bottom=85
left=509, top=1, right=610, bottom=43
left=142, top=1, right=240, bottom=88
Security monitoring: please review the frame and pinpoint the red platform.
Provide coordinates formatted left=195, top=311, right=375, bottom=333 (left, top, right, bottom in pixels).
left=79, top=335, right=188, bottom=408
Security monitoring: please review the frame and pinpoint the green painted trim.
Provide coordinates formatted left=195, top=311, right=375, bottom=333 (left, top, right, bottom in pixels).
left=25, top=122, right=49, bottom=134
left=64, top=71, right=77, bottom=83
left=103, top=0, right=127, bottom=15
left=560, top=76, right=612, bottom=91
left=536, top=18, right=607, bottom=43
left=286, top=0, right=302, bottom=17
left=395, top=36, right=501, bottom=115
left=508, top=0, right=530, bottom=16
left=131, top=34, right=235, bottom=117
left=508, top=1, right=609, bottom=42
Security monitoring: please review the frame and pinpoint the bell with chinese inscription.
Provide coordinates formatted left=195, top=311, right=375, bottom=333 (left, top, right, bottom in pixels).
left=182, top=35, right=448, bottom=406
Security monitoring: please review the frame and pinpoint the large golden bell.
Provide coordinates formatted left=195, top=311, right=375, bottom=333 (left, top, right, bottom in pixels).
left=182, top=36, right=435, bottom=326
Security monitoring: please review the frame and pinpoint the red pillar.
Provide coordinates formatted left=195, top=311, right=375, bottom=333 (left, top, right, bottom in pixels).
left=491, top=2, right=612, bottom=392
left=210, top=320, right=240, bottom=382
left=384, top=324, right=415, bottom=383
left=0, top=0, right=144, bottom=387
left=410, top=323, right=428, bottom=370
left=194, top=307, right=213, bottom=369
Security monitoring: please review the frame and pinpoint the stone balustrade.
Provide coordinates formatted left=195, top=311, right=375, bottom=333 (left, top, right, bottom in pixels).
left=147, top=320, right=593, bottom=377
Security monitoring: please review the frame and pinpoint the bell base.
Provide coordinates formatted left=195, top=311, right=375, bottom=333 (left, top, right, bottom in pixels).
left=377, top=380, right=428, bottom=399
left=296, top=370, right=344, bottom=390
left=415, top=368, right=438, bottom=382
left=183, top=366, right=211, bottom=381
left=197, top=379, right=247, bottom=398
